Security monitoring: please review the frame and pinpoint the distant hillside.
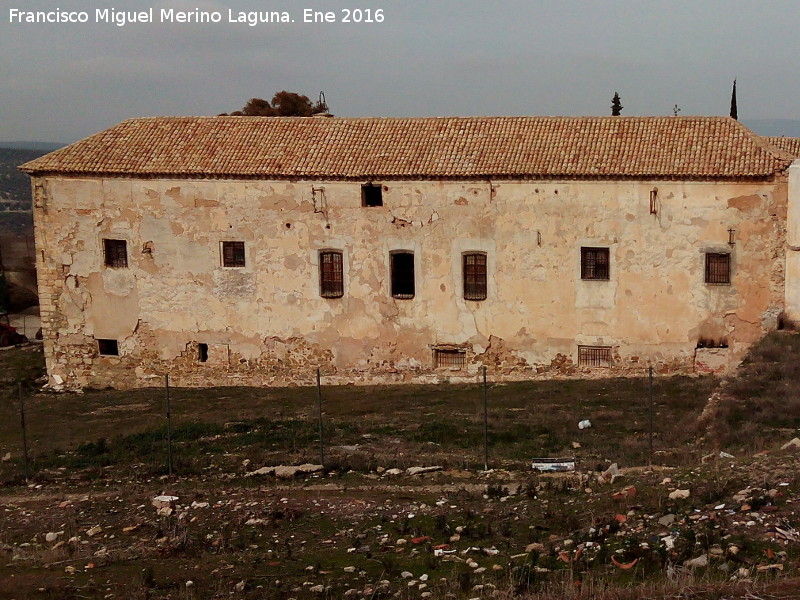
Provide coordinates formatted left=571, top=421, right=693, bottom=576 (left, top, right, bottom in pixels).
left=0, top=147, right=45, bottom=233
left=0, top=147, right=43, bottom=209
left=743, top=119, right=800, bottom=138
left=0, top=141, right=65, bottom=152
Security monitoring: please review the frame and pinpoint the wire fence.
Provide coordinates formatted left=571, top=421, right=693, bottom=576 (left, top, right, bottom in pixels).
left=4, top=364, right=714, bottom=484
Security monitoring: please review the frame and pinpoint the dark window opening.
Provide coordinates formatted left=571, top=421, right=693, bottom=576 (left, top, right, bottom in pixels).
left=391, top=252, right=415, bottom=299
left=98, top=339, right=119, bottom=356
left=103, top=239, right=128, bottom=268
left=434, top=348, right=466, bottom=369
left=362, top=183, right=383, bottom=207
left=705, top=253, right=731, bottom=285
left=696, top=337, right=728, bottom=349
left=581, top=247, right=610, bottom=280
left=463, top=253, right=487, bottom=301
left=222, top=241, right=246, bottom=267
left=198, top=343, right=209, bottom=362
left=320, top=251, right=344, bottom=298
left=578, top=345, right=612, bottom=367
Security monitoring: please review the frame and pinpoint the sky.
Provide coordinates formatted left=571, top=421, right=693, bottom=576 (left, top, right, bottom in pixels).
left=2, top=0, right=800, bottom=143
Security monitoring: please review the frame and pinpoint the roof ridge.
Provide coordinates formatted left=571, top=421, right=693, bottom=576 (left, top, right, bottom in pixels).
left=19, top=115, right=792, bottom=179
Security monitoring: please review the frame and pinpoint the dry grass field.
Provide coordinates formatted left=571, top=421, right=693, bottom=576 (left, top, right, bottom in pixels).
left=1, top=333, right=799, bottom=599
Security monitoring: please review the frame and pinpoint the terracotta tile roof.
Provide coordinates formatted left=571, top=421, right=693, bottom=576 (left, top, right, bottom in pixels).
left=20, top=116, right=793, bottom=180
left=765, top=136, right=800, bottom=158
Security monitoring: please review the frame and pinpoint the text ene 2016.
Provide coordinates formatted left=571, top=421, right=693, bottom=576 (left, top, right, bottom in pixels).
left=304, top=8, right=385, bottom=23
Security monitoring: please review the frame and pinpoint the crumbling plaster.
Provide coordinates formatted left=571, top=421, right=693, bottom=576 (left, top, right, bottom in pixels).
left=32, top=174, right=788, bottom=389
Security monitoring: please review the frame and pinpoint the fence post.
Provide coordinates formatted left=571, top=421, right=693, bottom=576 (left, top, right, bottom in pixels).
left=648, top=365, right=654, bottom=468
left=165, top=374, right=173, bottom=477
left=18, top=382, right=29, bottom=481
left=482, top=366, right=489, bottom=471
left=316, top=368, right=324, bottom=467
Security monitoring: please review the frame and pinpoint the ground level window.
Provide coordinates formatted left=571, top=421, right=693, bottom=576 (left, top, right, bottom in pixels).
left=197, top=343, right=209, bottom=362
left=434, top=348, right=466, bottom=369
left=391, top=252, right=415, bottom=298
left=581, top=247, right=609, bottom=280
left=705, top=252, right=731, bottom=284
left=578, top=345, right=612, bottom=367
left=103, top=239, right=128, bottom=268
left=463, top=253, right=487, bottom=300
left=320, top=250, right=344, bottom=298
left=221, top=241, right=246, bottom=267
left=97, top=339, right=119, bottom=356
left=362, top=183, right=383, bottom=207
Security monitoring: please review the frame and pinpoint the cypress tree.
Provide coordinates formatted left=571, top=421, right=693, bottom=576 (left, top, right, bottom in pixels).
left=611, top=92, right=623, bottom=116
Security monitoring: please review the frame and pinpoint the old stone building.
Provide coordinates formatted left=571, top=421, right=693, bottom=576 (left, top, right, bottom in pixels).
left=19, top=116, right=800, bottom=389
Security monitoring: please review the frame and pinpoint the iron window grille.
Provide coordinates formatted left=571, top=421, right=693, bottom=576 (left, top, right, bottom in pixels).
left=221, top=241, right=246, bottom=268
left=390, top=252, right=415, bottom=299
left=103, top=239, right=128, bottom=268
left=320, top=250, right=344, bottom=298
left=434, top=348, right=466, bottom=369
left=578, top=345, right=612, bottom=367
left=463, top=253, right=487, bottom=300
left=361, top=183, right=383, bottom=207
left=581, top=247, right=610, bottom=280
left=97, top=338, right=119, bottom=356
left=705, top=253, right=731, bottom=285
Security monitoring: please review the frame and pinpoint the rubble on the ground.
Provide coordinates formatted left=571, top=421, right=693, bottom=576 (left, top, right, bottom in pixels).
left=2, top=446, right=800, bottom=598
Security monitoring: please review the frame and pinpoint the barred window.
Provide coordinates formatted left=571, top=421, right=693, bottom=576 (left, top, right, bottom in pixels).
left=581, top=247, right=609, bottom=280
left=320, top=251, right=344, bottom=298
left=434, top=348, right=466, bottom=369
left=390, top=251, right=415, bottom=299
left=578, top=345, right=612, bottom=367
left=221, top=241, right=246, bottom=268
left=463, top=252, right=487, bottom=301
left=705, top=253, right=731, bottom=285
left=103, top=239, right=128, bottom=268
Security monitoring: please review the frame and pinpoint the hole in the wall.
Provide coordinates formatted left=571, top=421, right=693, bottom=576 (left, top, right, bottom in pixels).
left=777, top=312, right=797, bottom=331
left=198, top=343, right=209, bottom=363
left=361, top=183, right=383, bottom=207
left=325, top=224, right=331, bottom=229
left=285, top=223, right=292, bottom=229
left=97, top=339, right=119, bottom=356
left=696, top=337, right=728, bottom=349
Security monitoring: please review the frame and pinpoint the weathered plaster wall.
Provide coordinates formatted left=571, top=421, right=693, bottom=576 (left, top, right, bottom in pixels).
left=786, top=161, right=800, bottom=323
left=32, top=175, right=787, bottom=389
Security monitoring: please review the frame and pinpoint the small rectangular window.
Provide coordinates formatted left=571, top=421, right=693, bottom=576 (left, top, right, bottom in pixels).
left=391, top=252, right=415, bottom=299
left=103, top=239, right=128, bottom=268
left=581, top=247, right=610, bottom=280
left=362, top=183, right=383, bottom=207
left=221, top=241, right=246, bottom=268
left=434, top=348, right=466, bottom=369
left=97, top=339, right=119, bottom=356
left=705, top=253, right=731, bottom=285
left=463, top=253, right=487, bottom=301
left=320, top=250, right=344, bottom=298
left=197, top=343, right=209, bottom=363
left=578, top=345, right=612, bottom=367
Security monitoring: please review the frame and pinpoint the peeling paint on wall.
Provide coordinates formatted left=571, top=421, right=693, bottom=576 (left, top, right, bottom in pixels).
left=32, top=176, right=790, bottom=390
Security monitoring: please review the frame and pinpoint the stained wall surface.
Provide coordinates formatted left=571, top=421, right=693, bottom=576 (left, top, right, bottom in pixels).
left=32, top=175, right=788, bottom=389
